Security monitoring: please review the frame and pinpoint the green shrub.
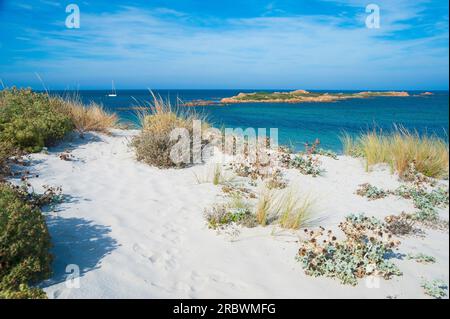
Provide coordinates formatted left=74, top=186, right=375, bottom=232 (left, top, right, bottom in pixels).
left=0, top=141, right=16, bottom=178
left=0, top=88, right=73, bottom=152
left=0, top=183, right=52, bottom=299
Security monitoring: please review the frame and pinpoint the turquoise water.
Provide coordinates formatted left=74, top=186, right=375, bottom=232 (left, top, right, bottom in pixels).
left=52, top=90, right=449, bottom=152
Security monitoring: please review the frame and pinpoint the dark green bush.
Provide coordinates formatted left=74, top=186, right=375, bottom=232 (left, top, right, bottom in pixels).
left=0, top=141, right=16, bottom=178
left=0, top=88, right=74, bottom=152
left=0, top=183, right=52, bottom=299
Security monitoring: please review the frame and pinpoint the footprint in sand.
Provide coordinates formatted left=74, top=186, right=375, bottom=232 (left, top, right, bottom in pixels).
left=132, top=243, right=179, bottom=271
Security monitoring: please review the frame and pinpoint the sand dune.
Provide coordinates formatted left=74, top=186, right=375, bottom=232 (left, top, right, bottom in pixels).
left=11, top=129, right=448, bottom=299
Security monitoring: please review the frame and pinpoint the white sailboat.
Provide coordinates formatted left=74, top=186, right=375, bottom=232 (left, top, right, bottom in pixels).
left=108, top=80, right=117, bottom=97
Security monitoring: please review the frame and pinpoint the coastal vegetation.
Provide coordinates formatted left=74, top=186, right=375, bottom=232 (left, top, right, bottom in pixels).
left=421, top=279, right=448, bottom=299
left=356, top=179, right=449, bottom=229
left=0, top=183, right=52, bottom=299
left=0, top=88, right=118, bottom=298
left=56, top=97, right=118, bottom=136
left=0, top=88, right=118, bottom=165
left=132, top=95, right=209, bottom=168
left=297, top=214, right=402, bottom=286
left=0, top=88, right=448, bottom=298
left=205, top=186, right=314, bottom=230
left=0, top=88, right=73, bottom=153
left=341, top=128, right=449, bottom=179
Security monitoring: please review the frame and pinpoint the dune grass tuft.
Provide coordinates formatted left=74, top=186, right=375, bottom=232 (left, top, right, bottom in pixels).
left=341, top=128, right=449, bottom=179
left=255, top=187, right=275, bottom=226
left=132, top=93, right=209, bottom=168
left=55, top=97, right=118, bottom=135
left=276, top=189, right=314, bottom=229
left=254, top=186, right=314, bottom=229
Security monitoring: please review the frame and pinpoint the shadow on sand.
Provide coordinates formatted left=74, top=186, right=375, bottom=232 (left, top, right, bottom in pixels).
left=40, top=215, right=119, bottom=288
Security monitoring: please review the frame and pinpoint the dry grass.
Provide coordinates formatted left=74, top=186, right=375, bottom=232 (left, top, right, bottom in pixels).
left=53, top=96, right=118, bottom=134
left=255, top=186, right=314, bottom=229
left=342, top=128, right=449, bottom=179
left=194, top=164, right=236, bottom=185
left=255, top=186, right=275, bottom=226
left=132, top=93, right=209, bottom=168
left=276, top=189, right=314, bottom=229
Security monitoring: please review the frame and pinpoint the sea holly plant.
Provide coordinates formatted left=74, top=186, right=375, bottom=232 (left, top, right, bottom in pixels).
left=356, top=183, right=389, bottom=200
left=290, top=154, right=323, bottom=177
left=297, top=213, right=402, bottom=286
left=355, top=181, right=449, bottom=225
left=406, top=253, right=436, bottom=264
left=421, top=280, right=448, bottom=299
left=394, top=185, right=449, bottom=222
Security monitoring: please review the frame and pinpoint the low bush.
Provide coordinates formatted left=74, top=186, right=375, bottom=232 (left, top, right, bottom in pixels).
left=290, top=154, right=323, bottom=177
left=297, top=214, right=402, bottom=285
left=0, top=183, right=52, bottom=299
left=0, top=88, right=73, bottom=152
left=356, top=183, right=389, bottom=200
left=132, top=95, right=208, bottom=168
left=384, top=213, right=417, bottom=236
left=0, top=141, right=16, bottom=178
left=422, top=279, right=448, bottom=299
left=394, top=185, right=449, bottom=222
left=204, top=195, right=257, bottom=229
left=341, top=128, right=449, bottom=179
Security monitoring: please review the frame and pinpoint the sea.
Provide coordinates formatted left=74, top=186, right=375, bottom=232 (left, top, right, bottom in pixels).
left=50, top=89, right=449, bottom=153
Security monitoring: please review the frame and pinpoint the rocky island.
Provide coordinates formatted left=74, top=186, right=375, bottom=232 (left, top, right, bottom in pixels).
left=183, top=90, right=411, bottom=106
left=220, top=89, right=410, bottom=104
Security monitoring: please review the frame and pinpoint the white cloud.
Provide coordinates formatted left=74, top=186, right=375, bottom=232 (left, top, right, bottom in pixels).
left=1, top=4, right=448, bottom=89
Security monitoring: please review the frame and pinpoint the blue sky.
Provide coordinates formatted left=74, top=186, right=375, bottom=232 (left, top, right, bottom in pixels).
left=0, top=0, right=448, bottom=90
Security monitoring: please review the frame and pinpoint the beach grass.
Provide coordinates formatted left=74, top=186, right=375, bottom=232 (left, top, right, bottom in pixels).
left=341, top=128, right=449, bottom=179
left=276, top=189, right=314, bottom=229
left=255, top=186, right=275, bottom=226
left=255, top=186, right=314, bottom=229
left=132, top=93, right=209, bottom=168
left=56, top=97, right=118, bottom=135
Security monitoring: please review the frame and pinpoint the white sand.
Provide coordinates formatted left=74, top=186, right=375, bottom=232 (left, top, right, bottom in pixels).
left=11, top=129, right=449, bottom=299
